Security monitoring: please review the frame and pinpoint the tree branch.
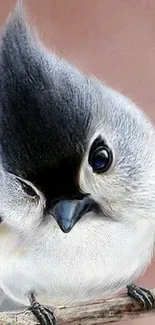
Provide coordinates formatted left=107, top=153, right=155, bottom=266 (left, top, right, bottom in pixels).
left=0, top=289, right=155, bottom=325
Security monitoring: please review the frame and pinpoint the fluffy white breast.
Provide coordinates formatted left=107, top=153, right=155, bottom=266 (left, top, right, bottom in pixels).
left=0, top=213, right=154, bottom=307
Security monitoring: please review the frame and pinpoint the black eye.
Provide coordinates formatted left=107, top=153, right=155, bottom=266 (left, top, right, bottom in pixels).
left=89, top=138, right=113, bottom=173
left=17, top=179, right=38, bottom=198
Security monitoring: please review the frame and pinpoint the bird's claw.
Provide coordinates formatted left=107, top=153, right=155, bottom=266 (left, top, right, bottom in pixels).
left=29, top=293, right=56, bottom=325
left=127, top=284, right=154, bottom=310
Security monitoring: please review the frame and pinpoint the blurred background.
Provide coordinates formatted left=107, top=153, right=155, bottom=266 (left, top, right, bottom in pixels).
left=0, top=0, right=155, bottom=324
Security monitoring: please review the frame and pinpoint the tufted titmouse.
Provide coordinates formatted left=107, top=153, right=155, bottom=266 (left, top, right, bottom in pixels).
left=0, top=2, right=155, bottom=325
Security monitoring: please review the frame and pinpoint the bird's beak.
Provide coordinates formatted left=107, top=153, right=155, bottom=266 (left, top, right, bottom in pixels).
left=51, top=196, right=96, bottom=233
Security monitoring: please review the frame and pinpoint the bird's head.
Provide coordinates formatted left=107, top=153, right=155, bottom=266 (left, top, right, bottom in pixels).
left=0, top=3, right=155, bottom=235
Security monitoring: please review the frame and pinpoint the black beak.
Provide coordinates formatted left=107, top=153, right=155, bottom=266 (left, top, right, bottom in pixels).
left=51, top=196, right=97, bottom=233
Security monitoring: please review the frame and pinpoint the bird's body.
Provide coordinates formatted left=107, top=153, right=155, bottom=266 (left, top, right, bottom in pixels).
left=0, top=214, right=154, bottom=307
left=0, top=3, right=155, bottom=316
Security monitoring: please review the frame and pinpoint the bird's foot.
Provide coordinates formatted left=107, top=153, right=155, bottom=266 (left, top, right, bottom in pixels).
left=127, top=284, right=154, bottom=310
left=29, top=293, right=56, bottom=325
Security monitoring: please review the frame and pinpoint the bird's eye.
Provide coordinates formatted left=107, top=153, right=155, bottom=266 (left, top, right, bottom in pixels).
left=88, top=137, right=113, bottom=173
left=17, top=179, right=38, bottom=198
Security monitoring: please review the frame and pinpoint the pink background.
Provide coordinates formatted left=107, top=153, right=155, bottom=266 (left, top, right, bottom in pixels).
left=0, top=1, right=155, bottom=324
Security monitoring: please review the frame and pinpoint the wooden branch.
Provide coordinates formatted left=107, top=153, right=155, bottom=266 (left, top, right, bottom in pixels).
left=0, top=289, right=155, bottom=325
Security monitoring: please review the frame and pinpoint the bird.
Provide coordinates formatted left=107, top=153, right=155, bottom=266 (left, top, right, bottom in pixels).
left=0, top=2, right=155, bottom=325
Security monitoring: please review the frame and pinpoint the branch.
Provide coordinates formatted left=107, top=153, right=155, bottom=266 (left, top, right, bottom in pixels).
left=0, top=289, right=155, bottom=325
